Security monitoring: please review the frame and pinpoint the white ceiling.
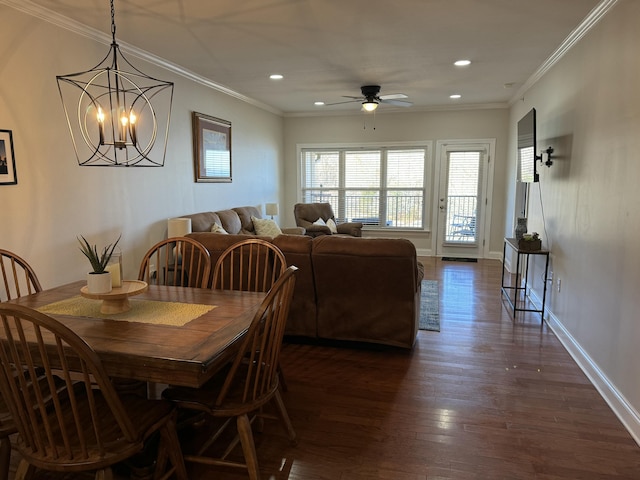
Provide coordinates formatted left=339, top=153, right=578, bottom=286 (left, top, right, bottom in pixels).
left=17, top=0, right=606, bottom=115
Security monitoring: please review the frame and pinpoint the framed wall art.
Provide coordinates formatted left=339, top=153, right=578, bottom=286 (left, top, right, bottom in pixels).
left=0, top=129, right=17, bottom=186
left=192, top=112, right=232, bottom=183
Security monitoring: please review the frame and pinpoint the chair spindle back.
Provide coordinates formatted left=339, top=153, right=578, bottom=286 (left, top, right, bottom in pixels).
left=212, top=239, right=287, bottom=293
left=0, top=249, right=42, bottom=302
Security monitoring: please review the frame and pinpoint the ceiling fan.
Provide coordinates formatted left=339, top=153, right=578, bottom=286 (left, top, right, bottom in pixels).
left=328, top=85, right=413, bottom=111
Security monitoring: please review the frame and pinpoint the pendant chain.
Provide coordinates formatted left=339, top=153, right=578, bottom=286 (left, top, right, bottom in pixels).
left=110, top=0, right=116, bottom=42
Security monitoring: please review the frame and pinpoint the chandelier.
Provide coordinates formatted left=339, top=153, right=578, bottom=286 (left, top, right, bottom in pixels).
left=56, top=0, right=174, bottom=167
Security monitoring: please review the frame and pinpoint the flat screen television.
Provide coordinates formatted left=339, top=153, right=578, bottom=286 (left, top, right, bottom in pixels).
left=517, top=108, right=538, bottom=183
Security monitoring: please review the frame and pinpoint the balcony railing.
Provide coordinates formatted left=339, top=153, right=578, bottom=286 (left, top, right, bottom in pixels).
left=303, top=191, right=423, bottom=228
left=301, top=192, right=477, bottom=237
left=445, top=195, right=477, bottom=243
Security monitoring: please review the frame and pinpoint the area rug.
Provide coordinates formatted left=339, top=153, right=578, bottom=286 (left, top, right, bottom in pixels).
left=419, top=280, right=440, bottom=332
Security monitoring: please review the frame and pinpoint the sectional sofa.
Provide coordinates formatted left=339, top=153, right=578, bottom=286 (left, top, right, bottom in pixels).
left=182, top=207, right=424, bottom=349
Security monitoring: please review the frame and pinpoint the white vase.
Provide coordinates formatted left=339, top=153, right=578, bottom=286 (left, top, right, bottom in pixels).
left=86, top=272, right=112, bottom=294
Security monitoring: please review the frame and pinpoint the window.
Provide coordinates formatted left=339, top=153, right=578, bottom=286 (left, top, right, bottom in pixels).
left=300, top=146, right=428, bottom=229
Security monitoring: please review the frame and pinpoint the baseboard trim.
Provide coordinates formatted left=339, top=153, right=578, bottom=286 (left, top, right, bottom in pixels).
left=546, top=313, right=640, bottom=446
left=527, top=291, right=640, bottom=446
left=416, top=249, right=503, bottom=260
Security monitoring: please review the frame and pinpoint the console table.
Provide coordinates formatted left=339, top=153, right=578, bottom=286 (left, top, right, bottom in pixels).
left=501, top=237, right=550, bottom=327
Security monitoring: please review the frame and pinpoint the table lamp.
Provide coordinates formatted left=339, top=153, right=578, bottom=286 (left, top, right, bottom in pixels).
left=167, top=217, right=192, bottom=238
left=265, top=203, right=279, bottom=220
left=167, top=218, right=192, bottom=260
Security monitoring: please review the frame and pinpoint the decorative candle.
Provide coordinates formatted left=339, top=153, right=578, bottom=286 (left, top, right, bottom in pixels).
left=120, top=115, right=128, bottom=143
left=105, top=249, right=123, bottom=288
left=97, top=107, right=105, bottom=145
left=129, top=112, right=137, bottom=146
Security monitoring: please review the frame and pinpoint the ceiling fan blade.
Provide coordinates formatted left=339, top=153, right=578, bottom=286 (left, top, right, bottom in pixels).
left=341, top=95, right=364, bottom=100
left=326, top=99, right=361, bottom=106
left=379, top=93, right=408, bottom=100
left=380, top=98, right=413, bottom=107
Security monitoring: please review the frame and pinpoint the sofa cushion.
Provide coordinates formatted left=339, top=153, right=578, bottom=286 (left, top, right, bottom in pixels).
left=182, top=212, right=221, bottom=233
left=233, top=206, right=262, bottom=234
left=216, top=209, right=242, bottom=234
left=251, top=216, right=282, bottom=237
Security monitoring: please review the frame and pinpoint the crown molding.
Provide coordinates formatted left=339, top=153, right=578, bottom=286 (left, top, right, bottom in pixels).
left=284, top=102, right=509, bottom=118
left=0, top=0, right=283, bottom=116
left=510, top=0, right=619, bottom=105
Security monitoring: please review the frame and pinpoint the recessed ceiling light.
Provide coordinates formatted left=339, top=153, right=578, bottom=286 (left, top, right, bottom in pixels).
left=269, top=74, right=284, bottom=80
left=314, top=101, right=325, bottom=106
left=450, top=94, right=462, bottom=99
left=454, top=60, right=471, bottom=66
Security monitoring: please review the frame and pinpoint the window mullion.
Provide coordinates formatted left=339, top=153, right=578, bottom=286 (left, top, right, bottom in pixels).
left=380, top=148, right=387, bottom=227
left=338, top=151, right=346, bottom=221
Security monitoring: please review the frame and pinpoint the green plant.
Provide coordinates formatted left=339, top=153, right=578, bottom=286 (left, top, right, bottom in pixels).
left=78, top=235, right=121, bottom=274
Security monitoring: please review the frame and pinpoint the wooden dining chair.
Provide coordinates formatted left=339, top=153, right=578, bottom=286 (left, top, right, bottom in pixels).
left=212, top=238, right=287, bottom=292
left=139, top=237, right=211, bottom=289
left=0, top=249, right=42, bottom=303
left=162, top=266, right=298, bottom=480
left=0, top=367, right=68, bottom=480
left=212, top=238, right=290, bottom=390
left=0, top=249, right=43, bottom=480
left=0, top=303, right=188, bottom=480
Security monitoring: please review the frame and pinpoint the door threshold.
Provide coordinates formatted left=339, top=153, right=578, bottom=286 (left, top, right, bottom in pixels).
left=441, top=257, right=478, bottom=263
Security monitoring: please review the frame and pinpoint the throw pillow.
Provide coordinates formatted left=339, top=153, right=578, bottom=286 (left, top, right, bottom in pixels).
left=313, top=217, right=326, bottom=226
left=252, top=216, right=283, bottom=237
left=210, top=223, right=228, bottom=234
left=326, top=218, right=338, bottom=234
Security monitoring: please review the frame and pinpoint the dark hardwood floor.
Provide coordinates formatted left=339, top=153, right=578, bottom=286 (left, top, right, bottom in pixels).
left=10, top=258, right=640, bottom=479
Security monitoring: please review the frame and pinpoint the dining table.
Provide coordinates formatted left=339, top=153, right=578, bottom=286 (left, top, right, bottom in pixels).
left=5, top=280, right=266, bottom=389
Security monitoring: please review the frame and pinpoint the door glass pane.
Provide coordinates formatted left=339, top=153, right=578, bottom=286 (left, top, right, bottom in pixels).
left=445, top=151, right=480, bottom=243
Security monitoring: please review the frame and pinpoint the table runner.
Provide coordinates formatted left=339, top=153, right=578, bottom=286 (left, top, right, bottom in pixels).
left=38, top=296, right=215, bottom=327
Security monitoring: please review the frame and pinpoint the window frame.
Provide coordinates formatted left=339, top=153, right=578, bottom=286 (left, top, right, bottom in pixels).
left=297, top=141, right=433, bottom=231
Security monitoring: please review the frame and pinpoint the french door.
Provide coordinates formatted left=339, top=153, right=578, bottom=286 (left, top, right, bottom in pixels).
left=434, top=140, right=494, bottom=258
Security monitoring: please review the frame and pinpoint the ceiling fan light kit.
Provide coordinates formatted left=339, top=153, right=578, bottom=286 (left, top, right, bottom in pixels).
left=362, top=100, right=379, bottom=112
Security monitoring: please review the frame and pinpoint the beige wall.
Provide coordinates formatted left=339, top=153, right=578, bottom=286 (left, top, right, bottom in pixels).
left=283, top=108, right=510, bottom=256
left=505, top=0, right=640, bottom=442
left=0, top=5, right=283, bottom=288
